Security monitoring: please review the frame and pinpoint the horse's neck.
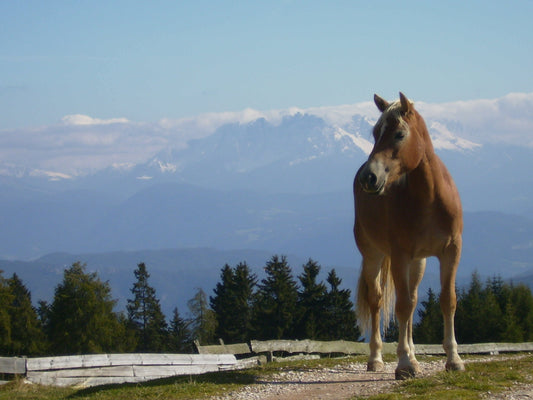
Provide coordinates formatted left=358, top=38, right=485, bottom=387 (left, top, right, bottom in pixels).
left=406, top=149, right=439, bottom=203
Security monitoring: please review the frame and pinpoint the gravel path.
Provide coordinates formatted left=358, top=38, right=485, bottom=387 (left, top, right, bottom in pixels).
left=211, top=356, right=533, bottom=400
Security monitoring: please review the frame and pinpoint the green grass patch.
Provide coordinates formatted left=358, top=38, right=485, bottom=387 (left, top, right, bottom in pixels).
left=353, top=354, right=533, bottom=400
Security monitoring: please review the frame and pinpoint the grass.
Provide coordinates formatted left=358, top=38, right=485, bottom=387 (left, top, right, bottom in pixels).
left=353, top=353, right=533, bottom=400
left=0, top=369, right=258, bottom=400
left=1, top=354, right=531, bottom=400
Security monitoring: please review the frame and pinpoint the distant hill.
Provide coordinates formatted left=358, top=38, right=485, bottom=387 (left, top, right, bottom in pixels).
left=2, top=207, right=533, bottom=318
left=0, top=248, right=288, bottom=317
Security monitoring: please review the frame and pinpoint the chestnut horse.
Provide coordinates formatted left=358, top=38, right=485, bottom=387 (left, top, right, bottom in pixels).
left=353, top=92, right=465, bottom=379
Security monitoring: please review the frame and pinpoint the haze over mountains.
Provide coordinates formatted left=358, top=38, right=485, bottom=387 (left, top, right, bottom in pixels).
left=1, top=93, right=533, bottom=314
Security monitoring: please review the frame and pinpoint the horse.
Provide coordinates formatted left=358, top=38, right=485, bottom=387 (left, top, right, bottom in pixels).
left=353, top=92, right=465, bottom=379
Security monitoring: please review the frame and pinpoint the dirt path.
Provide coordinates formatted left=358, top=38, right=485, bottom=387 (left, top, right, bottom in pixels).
left=211, top=356, right=533, bottom=400
left=212, top=359, right=440, bottom=400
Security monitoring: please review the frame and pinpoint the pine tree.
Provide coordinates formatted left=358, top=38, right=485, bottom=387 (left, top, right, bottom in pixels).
left=210, top=262, right=256, bottom=343
left=48, top=262, right=124, bottom=355
left=383, top=318, right=399, bottom=342
left=0, top=271, right=13, bottom=355
left=488, top=275, right=511, bottom=312
left=232, top=262, right=257, bottom=342
left=324, top=269, right=360, bottom=341
left=253, top=255, right=299, bottom=340
left=480, top=282, right=504, bottom=342
left=210, top=264, right=235, bottom=341
left=413, top=288, right=442, bottom=344
left=295, top=259, right=327, bottom=339
left=6, top=274, right=46, bottom=355
left=168, top=307, right=192, bottom=353
left=127, top=262, right=168, bottom=352
left=501, top=300, right=524, bottom=342
left=455, top=272, right=484, bottom=343
left=188, top=288, right=217, bottom=345
left=508, top=284, right=533, bottom=341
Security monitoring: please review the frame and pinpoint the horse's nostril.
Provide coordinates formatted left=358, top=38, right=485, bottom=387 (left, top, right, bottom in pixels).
left=367, top=172, right=377, bottom=186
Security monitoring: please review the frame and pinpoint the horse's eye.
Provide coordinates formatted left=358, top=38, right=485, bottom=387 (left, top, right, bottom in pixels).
left=394, top=131, right=405, bottom=141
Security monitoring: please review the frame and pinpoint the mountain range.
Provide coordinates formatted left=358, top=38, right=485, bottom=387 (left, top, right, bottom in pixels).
left=1, top=93, right=532, bottom=315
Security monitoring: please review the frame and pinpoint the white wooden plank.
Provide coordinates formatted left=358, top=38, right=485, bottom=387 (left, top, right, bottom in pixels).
left=196, top=343, right=251, bottom=355
left=27, top=365, right=134, bottom=379
left=26, top=353, right=237, bottom=372
left=415, top=344, right=445, bottom=355
left=133, top=364, right=219, bottom=377
left=27, top=374, right=143, bottom=387
left=0, top=357, right=26, bottom=374
left=27, top=354, right=111, bottom=371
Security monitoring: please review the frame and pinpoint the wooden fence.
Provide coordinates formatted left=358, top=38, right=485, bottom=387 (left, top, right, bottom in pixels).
left=2, top=341, right=532, bottom=388
left=0, top=353, right=245, bottom=388
left=198, top=339, right=533, bottom=358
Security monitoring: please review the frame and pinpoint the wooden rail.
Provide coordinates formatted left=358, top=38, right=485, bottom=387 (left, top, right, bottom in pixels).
left=0, top=353, right=243, bottom=388
left=246, top=340, right=533, bottom=356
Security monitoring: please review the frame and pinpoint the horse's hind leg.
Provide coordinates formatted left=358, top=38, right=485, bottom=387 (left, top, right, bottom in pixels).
left=439, top=242, right=465, bottom=371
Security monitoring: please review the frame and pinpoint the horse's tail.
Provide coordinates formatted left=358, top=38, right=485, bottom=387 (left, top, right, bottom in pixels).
left=356, top=256, right=395, bottom=334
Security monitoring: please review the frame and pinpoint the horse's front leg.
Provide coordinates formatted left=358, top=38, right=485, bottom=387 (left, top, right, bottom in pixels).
left=440, top=241, right=465, bottom=371
left=391, top=255, right=418, bottom=380
left=361, top=254, right=386, bottom=372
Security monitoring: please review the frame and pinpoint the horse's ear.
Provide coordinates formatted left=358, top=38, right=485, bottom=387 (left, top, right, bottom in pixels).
left=374, top=94, right=389, bottom=112
left=399, top=92, right=412, bottom=115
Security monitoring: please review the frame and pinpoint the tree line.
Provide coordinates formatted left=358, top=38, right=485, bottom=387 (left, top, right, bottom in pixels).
left=1, top=257, right=532, bottom=357
left=0, top=255, right=359, bottom=356
left=412, top=272, right=533, bottom=344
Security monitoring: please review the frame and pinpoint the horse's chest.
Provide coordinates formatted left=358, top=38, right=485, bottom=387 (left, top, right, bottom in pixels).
left=361, top=200, right=447, bottom=257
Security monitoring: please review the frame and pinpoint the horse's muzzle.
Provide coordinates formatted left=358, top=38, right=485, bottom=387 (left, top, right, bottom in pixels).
left=359, top=163, right=386, bottom=195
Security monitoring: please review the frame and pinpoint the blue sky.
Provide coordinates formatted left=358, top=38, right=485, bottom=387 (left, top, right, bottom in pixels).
left=1, top=0, right=532, bottom=129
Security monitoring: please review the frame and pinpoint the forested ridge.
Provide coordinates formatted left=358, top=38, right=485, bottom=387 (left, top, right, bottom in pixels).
left=1, top=257, right=532, bottom=357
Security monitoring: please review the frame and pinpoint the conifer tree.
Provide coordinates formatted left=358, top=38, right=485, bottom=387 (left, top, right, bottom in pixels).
left=383, top=318, right=399, bottom=342
left=413, top=288, right=442, bottom=344
left=210, top=264, right=234, bottom=340
left=324, top=269, right=360, bottom=341
left=168, top=307, right=192, bottom=353
left=508, top=284, right=533, bottom=341
left=127, top=262, right=168, bottom=352
left=488, top=275, right=511, bottom=312
left=210, top=262, right=256, bottom=343
left=48, top=262, right=124, bottom=355
left=188, top=288, right=216, bottom=345
left=455, top=272, right=484, bottom=343
left=480, top=284, right=504, bottom=341
left=6, top=274, right=46, bottom=355
left=501, top=300, right=524, bottom=342
left=295, top=259, right=327, bottom=339
left=232, top=262, right=257, bottom=341
left=253, top=255, right=299, bottom=339
left=0, top=271, right=13, bottom=355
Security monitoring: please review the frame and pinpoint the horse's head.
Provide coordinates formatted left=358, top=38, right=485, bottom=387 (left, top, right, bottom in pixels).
left=359, top=92, right=429, bottom=195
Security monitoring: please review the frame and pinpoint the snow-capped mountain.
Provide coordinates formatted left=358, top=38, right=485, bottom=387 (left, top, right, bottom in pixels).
left=79, top=107, right=485, bottom=199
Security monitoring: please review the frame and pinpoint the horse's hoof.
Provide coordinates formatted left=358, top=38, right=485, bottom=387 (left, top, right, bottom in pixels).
left=395, top=366, right=416, bottom=380
left=410, top=359, right=421, bottom=374
left=367, top=361, right=384, bottom=372
left=446, top=360, right=465, bottom=371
